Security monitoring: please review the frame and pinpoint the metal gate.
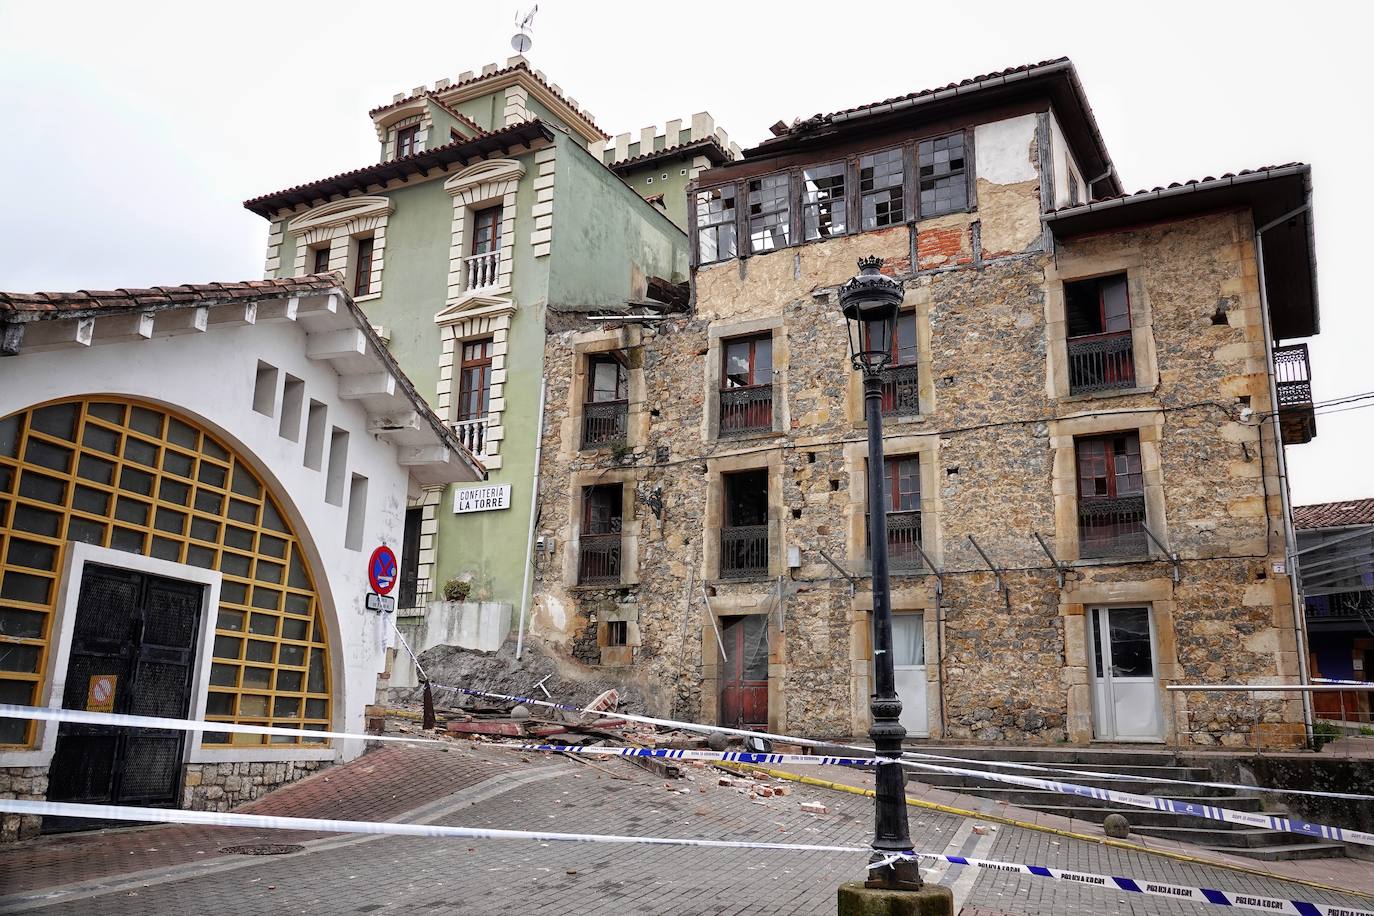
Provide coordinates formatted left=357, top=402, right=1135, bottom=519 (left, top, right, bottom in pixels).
left=46, top=565, right=203, bottom=831
left=719, top=615, right=768, bottom=729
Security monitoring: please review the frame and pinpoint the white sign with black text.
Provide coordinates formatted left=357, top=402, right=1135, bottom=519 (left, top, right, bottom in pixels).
left=453, top=483, right=512, bottom=514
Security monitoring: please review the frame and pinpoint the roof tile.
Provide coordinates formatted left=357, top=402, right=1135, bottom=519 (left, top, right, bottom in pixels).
left=1295, top=499, right=1374, bottom=530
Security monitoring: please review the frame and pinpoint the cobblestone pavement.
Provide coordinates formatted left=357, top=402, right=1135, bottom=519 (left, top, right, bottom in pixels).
left=3, top=743, right=1373, bottom=916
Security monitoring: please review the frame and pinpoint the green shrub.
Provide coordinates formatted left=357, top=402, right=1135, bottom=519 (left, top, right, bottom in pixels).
left=443, top=578, right=472, bottom=602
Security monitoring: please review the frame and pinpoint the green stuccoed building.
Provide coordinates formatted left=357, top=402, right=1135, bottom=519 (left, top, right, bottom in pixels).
left=245, top=55, right=735, bottom=652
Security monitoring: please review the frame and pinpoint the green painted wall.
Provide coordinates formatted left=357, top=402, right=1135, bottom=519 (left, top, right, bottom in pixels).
left=426, top=102, right=466, bottom=148
left=617, top=156, right=695, bottom=230
left=449, top=95, right=500, bottom=133
left=523, top=97, right=578, bottom=137
left=548, top=135, right=688, bottom=309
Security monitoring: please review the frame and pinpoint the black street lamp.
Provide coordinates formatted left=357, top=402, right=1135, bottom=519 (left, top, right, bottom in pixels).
left=839, top=256, right=922, bottom=891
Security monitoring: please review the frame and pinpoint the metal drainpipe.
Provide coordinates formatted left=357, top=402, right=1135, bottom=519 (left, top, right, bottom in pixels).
left=1253, top=206, right=1314, bottom=742
left=515, top=378, right=548, bottom=660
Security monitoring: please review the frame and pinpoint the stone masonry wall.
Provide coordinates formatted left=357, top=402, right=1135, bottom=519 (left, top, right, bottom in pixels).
left=183, top=759, right=328, bottom=812
left=532, top=119, right=1299, bottom=747
left=0, top=766, right=46, bottom=841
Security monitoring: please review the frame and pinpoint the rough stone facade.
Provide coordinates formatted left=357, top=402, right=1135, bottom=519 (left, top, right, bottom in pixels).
left=0, top=766, right=47, bottom=841
left=182, top=759, right=328, bottom=812
left=529, top=106, right=1307, bottom=748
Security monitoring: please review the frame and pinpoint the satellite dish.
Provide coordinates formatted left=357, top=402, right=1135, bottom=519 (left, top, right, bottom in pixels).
left=511, top=4, right=536, bottom=54
left=511, top=32, right=532, bottom=53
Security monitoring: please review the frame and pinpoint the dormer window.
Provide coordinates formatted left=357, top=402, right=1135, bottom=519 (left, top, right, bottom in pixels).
left=396, top=124, right=420, bottom=159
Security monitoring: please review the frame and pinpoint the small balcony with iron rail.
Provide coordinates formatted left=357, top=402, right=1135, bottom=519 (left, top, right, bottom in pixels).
left=718, top=385, right=773, bottom=437
left=866, top=510, right=924, bottom=573
left=1078, top=494, right=1148, bottom=559
left=577, top=533, right=623, bottom=585
left=1274, top=343, right=1316, bottom=444
left=1067, top=330, right=1136, bottom=396
left=720, top=525, right=770, bottom=579
left=877, top=364, right=920, bottom=418
left=582, top=400, right=628, bottom=450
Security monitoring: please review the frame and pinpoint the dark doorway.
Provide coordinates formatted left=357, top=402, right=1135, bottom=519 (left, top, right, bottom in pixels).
left=45, top=565, right=204, bottom=832
left=398, top=507, right=423, bottom=609
left=719, top=615, right=768, bottom=729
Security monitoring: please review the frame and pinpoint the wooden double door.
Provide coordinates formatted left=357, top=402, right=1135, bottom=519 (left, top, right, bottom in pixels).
left=719, top=615, right=768, bottom=729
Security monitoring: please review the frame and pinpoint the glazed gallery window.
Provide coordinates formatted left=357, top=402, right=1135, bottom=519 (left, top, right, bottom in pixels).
left=917, top=132, right=967, bottom=216
left=860, top=148, right=905, bottom=229
left=696, top=184, right=738, bottom=263
left=747, top=174, right=791, bottom=252
left=353, top=236, right=375, bottom=297
left=803, top=161, right=846, bottom=240
left=1075, top=432, right=1146, bottom=558
left=396, top=124, right=420, bottom=158
left=719, top=334, right=773, bottom=436
left=456, top=339, right=493, bottom=421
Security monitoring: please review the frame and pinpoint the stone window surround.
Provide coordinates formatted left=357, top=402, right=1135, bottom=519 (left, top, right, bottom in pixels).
left=1049, top=411, right=1169, bottom=563
left=849, top=587, right=941, bottom=739
left=698, top=591, right=787, bottom=734
left=562, top=327, right=648, bottom=457
left=843, top=433, right=942, bottom=574
left=595, top=600, right=641, bottom=668
left=444, top=159, right=525, bottom=303
left=434, top=299, right=513, bottom=470
left=1059, top=578, right=1179, bottom=745
left=845, top=287, right=935, bottom=427
left=702, top=448, right=786, bottom=583
left=703, top=315, right=790, bottom=443
left=561, top=467, right=642, bottom=590
left=1045, top=253, right=1159, bottom=401
left=286, top=197, right=395, bottom=303
left=407, top=487, right=444, bottom=606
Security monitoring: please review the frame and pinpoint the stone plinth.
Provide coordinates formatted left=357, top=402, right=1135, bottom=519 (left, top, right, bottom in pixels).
left=837, top=881, right=954, bottom=916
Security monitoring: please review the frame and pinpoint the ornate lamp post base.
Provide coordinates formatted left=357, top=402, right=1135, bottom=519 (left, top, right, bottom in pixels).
left=838, top=881, right=955, bottom=916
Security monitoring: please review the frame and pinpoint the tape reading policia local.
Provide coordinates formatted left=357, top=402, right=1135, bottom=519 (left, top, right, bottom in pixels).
left=436, top=683, right=1374, bottom=802
left=0, top=799, right=1367, bottom=916
left=0, top=704, right=441, bottom=745
left=434, top=684, right=1374, bottom=847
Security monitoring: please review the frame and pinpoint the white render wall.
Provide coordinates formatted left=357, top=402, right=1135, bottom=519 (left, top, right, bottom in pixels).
left=0, top=318, right=413, bottom=766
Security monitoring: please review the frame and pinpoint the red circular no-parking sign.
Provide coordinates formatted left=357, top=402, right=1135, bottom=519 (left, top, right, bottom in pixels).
left=368, top=545, right=398, bottom=595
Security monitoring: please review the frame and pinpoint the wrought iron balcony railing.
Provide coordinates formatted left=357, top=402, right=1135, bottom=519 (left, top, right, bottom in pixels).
left=1078, top=494, right=1148, bottom=558
left=877, top=364, right=920, bottom=418
left=1067, top=330, right=1135, bottom=395
left=577, top=533, right=622, bottom=585
left=867, top=510, right=924, bottom=572
left=719, top=384, right=773, bottom=437
left=1274, top=343, right=1316, bottom=444
left=582, top=399, right=628, bottom=449
left=720, top=525, right=769, bottom=579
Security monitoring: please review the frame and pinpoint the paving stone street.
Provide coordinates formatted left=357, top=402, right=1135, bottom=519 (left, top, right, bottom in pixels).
left=2, top=742, right=1372, bottom=916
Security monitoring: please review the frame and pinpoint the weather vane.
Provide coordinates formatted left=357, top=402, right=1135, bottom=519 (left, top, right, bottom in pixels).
left=511, top=5, right=537, bottom=54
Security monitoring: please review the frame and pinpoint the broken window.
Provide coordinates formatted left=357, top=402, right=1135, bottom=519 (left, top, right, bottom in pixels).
left=579, top=485, right=622, bottom=585
left=1067, top=163, right=1080, bottom=207
left=721, top=469, right=769, bottom=578
left=719, top=334, right=773, bottom=436
left=696, top=185, right=738, bottom=263
left=803, top=161, right=847, bottom=240
left=860, top=148, right=905, bottom=229
left=1065, top=273, right=1135, bottom=394
left=918, top=132, right=967, bottom=217
left=747, top=174, right=791, bottom=253
left=1075, top=432, right=1146, bottom=557
left=583, top=354, right=629, bottom=449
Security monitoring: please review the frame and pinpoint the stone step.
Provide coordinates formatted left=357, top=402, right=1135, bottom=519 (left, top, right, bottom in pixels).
left=912, top=772, right=1238, bottom=798
left=931, top=787, right=1265, bottom=813
left=901, top=743, right=1179, bottom=767
left=1132, top=825, right=1325, bottom=849
left=1028, top=804, right=1269, bottom=830
left=1202, top=842, right=1349, bottom=862
left=908, top=760, right=1216, bottom=780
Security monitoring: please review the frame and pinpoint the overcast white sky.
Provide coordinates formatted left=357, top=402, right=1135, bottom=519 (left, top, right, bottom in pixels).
left=0, top=1, right=1368, bottom=505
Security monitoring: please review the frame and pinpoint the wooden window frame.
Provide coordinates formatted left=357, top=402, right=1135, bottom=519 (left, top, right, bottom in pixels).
left=1075, top=433, right=1143, bottom=500
left=456, top=338, right=494, bottom=421
left=311, top=247, right=330, bottom=275
left=916, top=131, right=969, bottom=219
left=353, top=236, right=375, bottom=297
left=471, top=206, right=503, bottom=256
left=395, top=124, right=420, bottom=159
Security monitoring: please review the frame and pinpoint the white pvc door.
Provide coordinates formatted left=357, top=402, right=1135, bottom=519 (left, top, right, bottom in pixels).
left=891, top=613, right=928, bottom=737
left=1090, top=606, right=1162, bottom=741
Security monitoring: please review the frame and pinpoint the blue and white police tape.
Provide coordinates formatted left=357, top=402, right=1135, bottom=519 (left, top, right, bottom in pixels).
left=1315, top=677, right=1368, bottom=687
left=0, top=704, right=440, bottom=745
left=513, top=744, right=880, bottom=767
left=440, top=683, right=1374, bottom=802
left=882, top=850, right=1374, bottom=916
left=1, top=798, right=1368, bottom=916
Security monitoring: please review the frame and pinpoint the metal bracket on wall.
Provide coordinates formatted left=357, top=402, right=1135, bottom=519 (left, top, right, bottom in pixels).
left=1032, top=532, right=1068, bottom=589
left=700, top=582, right=728, bottom=665
left=914, top=542, right=944, bottom=598
left=817, top=547, right=857, bottom=599
left=968, top=535, right=1010, bottom=607
left=1140, top=524, right=1181, bottom=584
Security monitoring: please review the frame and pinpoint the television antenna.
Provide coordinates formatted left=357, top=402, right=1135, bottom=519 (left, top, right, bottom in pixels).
left=511, top=5, right=537, bottom=54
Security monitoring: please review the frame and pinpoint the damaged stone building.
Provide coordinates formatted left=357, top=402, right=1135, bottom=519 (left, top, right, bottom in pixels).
left=529, top=58, right=1321, bottom=747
